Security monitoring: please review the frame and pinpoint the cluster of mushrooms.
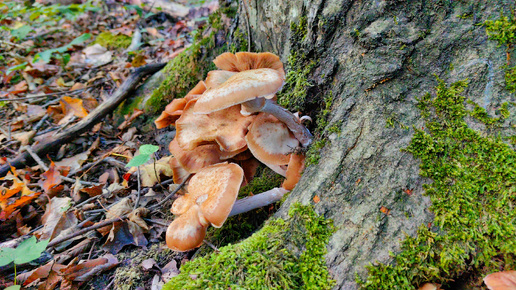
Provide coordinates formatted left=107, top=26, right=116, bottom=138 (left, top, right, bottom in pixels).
left=154, top=52, right=313, bottom=252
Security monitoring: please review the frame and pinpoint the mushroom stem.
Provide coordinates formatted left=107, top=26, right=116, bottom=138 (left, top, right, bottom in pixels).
left=243, top=99, right=313, bottom=147
left=228, top=187, right=289, bottom=217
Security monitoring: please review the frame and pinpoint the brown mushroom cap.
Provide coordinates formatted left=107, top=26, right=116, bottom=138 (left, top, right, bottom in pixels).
left=169, top=138, right=247, bottom=173
left=205, top=70, right=237, bottom=90
left=187, top=162, right=244, bottom=228
left=166, top=204, right=209, bottom=252
left=213, top=52, right=285, bottom=78
left=154, top=98, right=188, bottom=129
left=281, top=153, right=306, bottom=190
left=185, top=80, right=207, bottom=98
left=245, top=113, right=299, bottom=166
left=175, top=99, right=255, bottom=152
left=193, top=68, right=284, bottom=114
left=484, top=270, right=516, bottom=290
left=169, top=157, right=191, bottom=184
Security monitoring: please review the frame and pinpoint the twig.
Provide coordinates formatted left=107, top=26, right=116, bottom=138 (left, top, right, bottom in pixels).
left=0, top=40, right=27, bottom=49
left=203, top=240, right=219, bottom=252
left=148, top=175, right=191, bottom=212
left=0, top=62, right=166, bottom=177
left=133, top=167, right=141, bottom=210
left=47, top=215, right=127, bottom=248
left=142, top=218, right=168, bottom=227
left=33, top=114, right=49, bottom=132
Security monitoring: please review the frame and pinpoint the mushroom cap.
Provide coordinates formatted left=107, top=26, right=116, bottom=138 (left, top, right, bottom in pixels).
left=169, top=157, right=191, bottom=184
left=170, top=194, right=193, bottom=215
left=205, top=70, right=237, bottom=90
left=484, top=271, right=516, bottom=290
left=187, top=162, right=244, bottom=228
left=193, top=68, right=284, bottom=114
left=237, top=158, right=260, bottom=186
left=245, top=113, right=299, bottom=166
left=168, top=138, right=247, bottom=173
left=154, top=98, right=188, bottom=129
left=213, top=52, right=285, bottom=78
left=281, top=153, right=306, bottom=190
left=175, top=99, right=255, bottom=152
left=166, top=204, right=208, bottom=252
left=185, top=80, right=207, bottom=98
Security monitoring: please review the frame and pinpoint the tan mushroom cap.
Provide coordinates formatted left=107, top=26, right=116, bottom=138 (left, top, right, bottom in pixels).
left=169, top=157, right=191, bottom=184
left=169, top=138, right=247, bottom=173
left=175, top=99, right=255, bottom=152
left=245, top=113, right=299, bottom=166
left=213, top=52, right=285, bottom=78
left=205, top=70, right=237, bottom=90
left=281, top=153, right=306, bottom=190
left=187, top=162, right=244, bottom=228
left=484, top=270, right=516, bottom=290
left=166, top=204, right=209, bottom=252
left=193, top=68, right=284, bottom=114
left=185, top=80, right=207, bottom=98
left=154, top=98, right=188, bottom=129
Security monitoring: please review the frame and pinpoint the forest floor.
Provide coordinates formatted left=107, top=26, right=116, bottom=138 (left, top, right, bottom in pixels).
left=0, top=0, right=227, bottom=289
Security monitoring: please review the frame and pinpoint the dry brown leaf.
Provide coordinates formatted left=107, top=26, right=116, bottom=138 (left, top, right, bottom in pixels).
left=21, top=261, right=67, bottom=288
left=118, top=109, right=144, bottom=131
left=60, top=96, right=88, bottom=118
left=35, top=197, right=77, bottom=241
left=12, top=130, right=35, bottom=145
left=55, top=151, right=89, bottom=173
left=128, top=156, right=173, bottom=187
left=61, top=254, right=119, bottom=282
left=79, top=184, right=104, bottom=197
left=39, top=161, right=63, bottom=193
left=379, top=206, right=391, bottom=215
left=141, top=258, right=157, bottom=270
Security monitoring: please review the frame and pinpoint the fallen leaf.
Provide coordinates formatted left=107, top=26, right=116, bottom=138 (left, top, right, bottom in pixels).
left=60, top=254, right=119, bottom=282
left=141, top=258, right=157, bottom=270
left=313, top=195, right=320, bottom=203
left=83, top=44, right=113, bottom=67
left=404, top=189, right=413, bottom=196
left=0, top=192, right=41, bottom=221
left=39, top=161, right=63, bottom=193
left=12, top=130, right=35, bottom=145
left=55, top=151, right=89, bottom=173
left=79, top=184, right=104, bottom=197
left=379, top=206, right=391, bottom=215
left=60, top=96, right=88, bottom=118
left=128, top=156, right=173, bottom=187
left=118, top=109, right=144, bottom=131
left=35, top=197, right=77, bottom=241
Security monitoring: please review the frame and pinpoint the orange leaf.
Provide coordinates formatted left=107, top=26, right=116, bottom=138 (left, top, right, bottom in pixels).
left=313, top=195, right=320, bottom=203
left=0, top=191, right=41, bottom=220
left=379, top=206, right=391, bottom=215
left=60, top=96, right=88, bottom=118
left=80, top=184, right=104, bottom=197
left=39, top=161, right=63, bottom=193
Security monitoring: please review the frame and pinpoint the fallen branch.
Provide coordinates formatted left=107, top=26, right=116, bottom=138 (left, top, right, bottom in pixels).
left=0, top=62, right=166, bottom=177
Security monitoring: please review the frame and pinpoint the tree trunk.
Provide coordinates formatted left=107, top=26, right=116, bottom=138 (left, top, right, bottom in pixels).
left=236, top=0, right=515, bottom=289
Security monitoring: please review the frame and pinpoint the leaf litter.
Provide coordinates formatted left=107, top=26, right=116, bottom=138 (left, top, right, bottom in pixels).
left=0, top=0, right=221, bottom=288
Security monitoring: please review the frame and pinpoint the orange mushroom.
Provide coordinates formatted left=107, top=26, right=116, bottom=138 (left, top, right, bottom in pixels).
left=165, top=162, right=244, bottom=251
left=193, top=68, right=312, bottom=147
left=245, top=113, right=299, bottom=174
left=205, top=70, right=237, bottom=90
left=213, top=52, right=285, bottom=78
left=175, top=99, right=255, bottom=152
left=281, top=153, right=306, bottom=190
left=484, top=270, right=516, bottom=290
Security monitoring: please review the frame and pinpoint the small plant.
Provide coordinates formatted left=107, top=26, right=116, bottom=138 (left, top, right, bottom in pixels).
left=126, top=144, right=159, bottom=168
left=0, top=236, right=49, bottom=289
left=33, top=33, right=92, bottom=65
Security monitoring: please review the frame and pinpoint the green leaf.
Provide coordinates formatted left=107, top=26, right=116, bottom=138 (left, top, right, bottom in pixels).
left=6, top=62, right=28, bottom=75
left=139, top=144, right=159, bottom=155
left=10, top=25, right=32, bottom=40
left=5, top=285, right=21, bottom=290
left=126, top=154, right=151, bottom=168
left=68, top=33, right=91, bottom=46
left=34, top=49, right=56, bottom=63
left=13, top=236, right=49, bottom=265
left=0, top=247, right=15, bottom=267
left=60, top=53, right=71, bottom=66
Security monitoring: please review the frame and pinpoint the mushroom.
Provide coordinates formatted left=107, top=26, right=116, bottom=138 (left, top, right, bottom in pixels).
left=281, top=153, right=306, bottom=190
left=168, top=137, right=248, bottom=173
left=245, top=113, right=300, bottom=175
left=154, top=81, right=207, bottom=129
left=166, top=204, right=209, bottom=252
left=175, top=99, right=255, bottom=152
left=166, top=162, right=244, bottom=251
left=193, top=68, right=313, bottom=147
left=205, top=70, right=237, bottom=89
left=169, top=157, right=190, bottom=184
left=484, top=270, right=516, bottom=290
left=213, top=52, right=285, bottom=78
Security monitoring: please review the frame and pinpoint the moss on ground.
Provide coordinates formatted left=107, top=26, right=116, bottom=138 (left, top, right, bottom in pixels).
left=93, top=31, right=132, bottom=50
left=360, top=79, right=516, bottom=289
left=163, top=203, right=335, bottom=290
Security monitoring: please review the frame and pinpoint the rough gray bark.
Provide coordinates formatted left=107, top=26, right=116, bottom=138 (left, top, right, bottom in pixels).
left=239, top=1, right=515, bottom=289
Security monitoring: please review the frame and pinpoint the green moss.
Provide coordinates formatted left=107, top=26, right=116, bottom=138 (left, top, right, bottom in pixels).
left=230, top=27, right=248, bottom=53
left=277, top=53, right=316, bottom=111
left=385, top=113, right=409, bottom=130
left=93, top=31, right=131, bottom=50
left=163, top=203, right=335, bottom=290
left=467, top=100, right=509, bottom=126
left=484, top=13, right=516, bottom=48
left=360, top=79, right=516, bottom=289
left=506, top=65, right=516, bottom=93
left=306, top=139, right=327, bottom=165
left=290, top=16, right=308, bottom=42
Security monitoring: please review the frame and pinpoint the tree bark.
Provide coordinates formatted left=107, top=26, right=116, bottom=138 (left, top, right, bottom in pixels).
left=237, top=1, right=515, bottom=289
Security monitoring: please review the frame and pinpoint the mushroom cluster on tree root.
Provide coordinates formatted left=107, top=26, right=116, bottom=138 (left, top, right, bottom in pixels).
left=155, top=52, right=313, bottom=251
